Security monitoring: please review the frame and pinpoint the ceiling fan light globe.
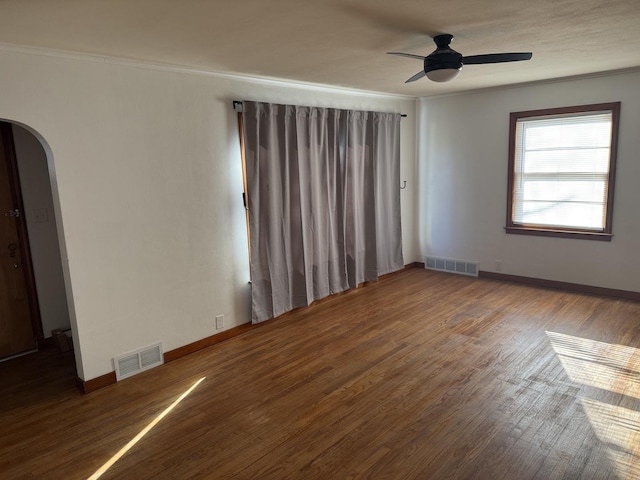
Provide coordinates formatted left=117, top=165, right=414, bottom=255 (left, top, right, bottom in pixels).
left=426, top=68, right=461, bottom=82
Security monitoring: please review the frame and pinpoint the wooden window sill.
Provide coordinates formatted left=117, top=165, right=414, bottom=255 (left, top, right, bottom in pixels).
left=505, top=226, right=613, bottom=241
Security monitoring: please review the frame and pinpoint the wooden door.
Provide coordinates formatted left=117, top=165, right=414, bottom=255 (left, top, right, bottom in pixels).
left=0, top=123, right=36, bottom=359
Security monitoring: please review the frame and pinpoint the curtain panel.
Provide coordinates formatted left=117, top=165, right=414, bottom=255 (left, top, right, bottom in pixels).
left=243, top=101, right=403, bottom=323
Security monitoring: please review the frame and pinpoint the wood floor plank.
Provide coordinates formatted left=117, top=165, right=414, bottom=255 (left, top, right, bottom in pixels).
left=1, top=269, right=639, bottom=479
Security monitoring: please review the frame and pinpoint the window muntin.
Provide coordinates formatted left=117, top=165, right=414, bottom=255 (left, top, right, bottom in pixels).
left=507, top=103, right=620, bottom=240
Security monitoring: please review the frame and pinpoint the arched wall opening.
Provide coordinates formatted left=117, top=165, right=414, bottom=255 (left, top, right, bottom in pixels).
left=0, top=118, right=82, bottom=379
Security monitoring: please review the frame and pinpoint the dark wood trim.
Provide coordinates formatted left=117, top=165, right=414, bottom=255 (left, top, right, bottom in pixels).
left=504, top=226, right=613, bottom=241
left=381, top=262, right=424, bottom=277
left=404, top=261, right=425, bottom=270
left=605, top=102, right=621, bottom=234
left=506, top=109, right=517, bottom=230
left=77, top=371, right=117, bottom=394
left=237, top=111, right=251, bottom=264
left=358, top=263, right=424, bottom=288
left=508, top=102, right=622, bottom=123
left=505, top=102, right=621, bottom=240
left=164, top=322, right=256, bottom=363
left=0, top=122, right=44, bottom=345
left=479, top=270, right=640, bottom=302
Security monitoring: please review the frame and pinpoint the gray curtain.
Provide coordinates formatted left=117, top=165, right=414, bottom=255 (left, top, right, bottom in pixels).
left=243, top=101, right=403, bottom=323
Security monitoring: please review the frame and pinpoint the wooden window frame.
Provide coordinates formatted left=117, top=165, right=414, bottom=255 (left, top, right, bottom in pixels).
left=237, top=111, right=251, bottom=265
left=505, top=102, right=621, bottom=241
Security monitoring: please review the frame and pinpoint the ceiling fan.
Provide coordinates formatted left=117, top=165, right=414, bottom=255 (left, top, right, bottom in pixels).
left=388, top=34, right=532, bottom=83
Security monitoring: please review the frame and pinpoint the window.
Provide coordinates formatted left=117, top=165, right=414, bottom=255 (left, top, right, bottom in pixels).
left=506, top=102, right=620, bottom=241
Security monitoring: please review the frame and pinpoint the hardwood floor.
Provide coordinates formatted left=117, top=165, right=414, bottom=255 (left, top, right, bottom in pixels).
left=1, top=269, right=639, bottom=479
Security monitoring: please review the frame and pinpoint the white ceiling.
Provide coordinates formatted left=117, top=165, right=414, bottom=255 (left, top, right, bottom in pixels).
left=1, top=0, right=640, bottom=97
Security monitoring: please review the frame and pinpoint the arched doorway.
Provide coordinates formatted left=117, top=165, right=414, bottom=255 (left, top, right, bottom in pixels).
left=0, top=121, right=73, bottom=364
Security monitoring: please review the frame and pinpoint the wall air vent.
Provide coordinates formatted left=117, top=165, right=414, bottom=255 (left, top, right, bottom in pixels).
left=425, top=256, right=478, bottom=277
left=114, top=342, right=164, bottom=381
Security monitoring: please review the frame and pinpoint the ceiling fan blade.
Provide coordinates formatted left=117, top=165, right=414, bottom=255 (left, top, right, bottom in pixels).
left=387, top=52, right=426, bottom=61
left=405, top=70, right=426, bottom=83
left=462, top=52, right=532, bottom=64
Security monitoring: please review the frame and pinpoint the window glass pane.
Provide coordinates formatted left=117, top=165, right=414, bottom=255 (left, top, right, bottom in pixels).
left=523, top=115, right=612, bottom=150
left=522, top=149, right=610, bottom=173
left=518, top=201, right=605, bottom=229
left=521, top=180, right=606, bottom=203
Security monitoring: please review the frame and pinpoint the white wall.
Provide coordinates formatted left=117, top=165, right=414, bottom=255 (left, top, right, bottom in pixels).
left=0, top=48, right=418, bottom=381
left=419, top=71, right=640, bottom=293
left=12, top=124, right=70, bottom=338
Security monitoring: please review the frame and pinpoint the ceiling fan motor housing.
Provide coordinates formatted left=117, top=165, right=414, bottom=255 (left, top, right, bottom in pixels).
left=424, top=51, right=463, bottom=73
left=425, top=34, right=463, bottom=73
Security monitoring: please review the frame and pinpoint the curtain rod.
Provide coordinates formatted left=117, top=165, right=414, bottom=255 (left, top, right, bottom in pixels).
left=232, top=100, right=407, bottom=117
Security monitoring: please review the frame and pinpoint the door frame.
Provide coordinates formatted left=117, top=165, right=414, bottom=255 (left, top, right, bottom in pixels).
left=0, top=122, right=44, bottom=346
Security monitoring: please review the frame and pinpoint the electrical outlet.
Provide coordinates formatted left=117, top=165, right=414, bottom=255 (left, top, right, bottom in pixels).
left=495, top=260, right=503, bottom=272
left=215, top=315, right=224, bottom=330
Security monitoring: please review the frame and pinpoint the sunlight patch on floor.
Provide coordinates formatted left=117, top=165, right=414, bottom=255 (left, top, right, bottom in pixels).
left=547, top=331, right=640, bottom=479
left=581, top=398, right=640, bottom=479
left=547, top=331, right=640, bottom=399
left=87, top=376, right=206, bottom=480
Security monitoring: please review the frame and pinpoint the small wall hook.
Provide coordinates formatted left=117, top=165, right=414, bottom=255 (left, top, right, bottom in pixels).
left=400, top=181, right=407, bottom=190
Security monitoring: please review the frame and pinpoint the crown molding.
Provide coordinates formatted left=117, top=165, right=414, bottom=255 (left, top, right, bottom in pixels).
left=0, top=42, right=415, bottom=101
